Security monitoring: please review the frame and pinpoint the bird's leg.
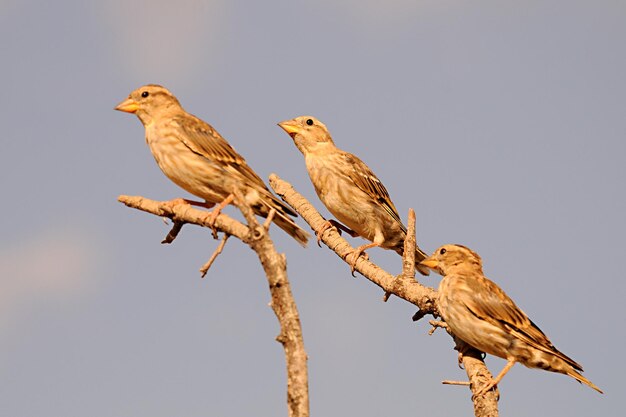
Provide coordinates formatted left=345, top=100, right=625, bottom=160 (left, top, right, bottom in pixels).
left=348, top=242, right=379, bottom=276
left=455, top=340, right=473, bottom=369
left=475, top=359, right=516, bottom=396
left=206, top=194, right=235, bottom=239
left=163, top=198, right=214, bottom=210
left=329, top=219, right=358, bottom=237
left=190, top=200, right=215, bottom=209
left=316, top=219, right=358, bottom=247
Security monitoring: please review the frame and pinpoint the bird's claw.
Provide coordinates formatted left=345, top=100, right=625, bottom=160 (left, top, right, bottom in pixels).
left=474, top=379, right=499, bottom=397
left=206, top=208, right=227, bottom=240
left=316, top=220, right=336, bottom=247
left=348, top=250, right=369, bottom=276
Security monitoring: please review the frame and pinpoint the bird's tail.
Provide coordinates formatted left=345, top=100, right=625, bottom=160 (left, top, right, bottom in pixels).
left=252, top=189, right=310, bottom=246
left=567, top=368, right=603, bottom=394
left=271, top=212, right=310, bottom=247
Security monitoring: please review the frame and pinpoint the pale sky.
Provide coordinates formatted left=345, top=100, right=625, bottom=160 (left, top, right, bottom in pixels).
left=1, top=1, right=624, bottom=416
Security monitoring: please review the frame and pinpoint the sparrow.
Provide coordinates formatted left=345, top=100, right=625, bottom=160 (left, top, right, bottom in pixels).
left=420, top=244, right=602, bottom=394
left=115, top=84, right=309, bottom=246
left=278, top=116, right=428, bottom=274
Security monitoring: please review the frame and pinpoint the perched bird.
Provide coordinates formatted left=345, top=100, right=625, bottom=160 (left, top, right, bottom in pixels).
left=115, top=84, right=309, bottom=246
left=278, top=116, right=429, bottom=274
left=420, top=244, right=602, bottom=394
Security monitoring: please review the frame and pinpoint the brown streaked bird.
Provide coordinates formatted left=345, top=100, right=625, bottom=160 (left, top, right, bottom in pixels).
left=278, top=116, right=429, bottom=274
left=115, top=84, right=309, bottom=246
left=420, top=244, right=602, bottom=395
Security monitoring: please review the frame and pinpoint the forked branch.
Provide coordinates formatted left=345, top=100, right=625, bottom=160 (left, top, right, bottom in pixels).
left=118, top=194, right=309, bottom=417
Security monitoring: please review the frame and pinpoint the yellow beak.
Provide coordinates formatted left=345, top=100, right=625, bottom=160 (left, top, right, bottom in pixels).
left=419, top=258, right=439, bottom=269
left=277, top=120, right=301, bottom=136
left=115, top=98, right=139, bottom=114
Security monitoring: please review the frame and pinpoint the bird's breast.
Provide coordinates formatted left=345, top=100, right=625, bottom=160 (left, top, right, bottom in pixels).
left=438, top=276, right=512, bottom=359
left=144, top=124, right=228, bottom=203
left=304, top=154, right=400, bottom=244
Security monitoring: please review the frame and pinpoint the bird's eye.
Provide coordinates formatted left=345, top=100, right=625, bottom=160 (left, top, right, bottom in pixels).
left=439, top=248, right=447, bottom=255
left=306, top=119, right=313, bottom=126
left=141, top=91, right=149, bottom=98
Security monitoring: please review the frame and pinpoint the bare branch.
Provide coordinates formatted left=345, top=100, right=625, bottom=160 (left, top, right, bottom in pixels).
left=458, top=342, right=500, bottom=416
left=118, top=194, right=309, bottom=417
left=384, top=208, right=417, bottom=302
left=401, top=208, right=418, bottom=278
left=231, top=189, right=309, bottom=417
left=269, top=176, right=437, bottom=314
left=200, top=234, right=229, bottom=277
left=428, top=320, right=449, bottom=336
left=263, top=208, right=277, bottom=230
left=118, top=195, right=249, bottom=241
left=442, top=380, right=471, bottom=386
left=268, top=175, right=498, bottom=417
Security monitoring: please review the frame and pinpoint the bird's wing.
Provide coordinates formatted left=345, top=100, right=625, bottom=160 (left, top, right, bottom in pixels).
left=174, top=115, right=297, bottom=217
left=340, top=152, right=406, bottom=232
left=462, top=275, right=582, bottom=370
left=175, top=116, right=265, bottom=186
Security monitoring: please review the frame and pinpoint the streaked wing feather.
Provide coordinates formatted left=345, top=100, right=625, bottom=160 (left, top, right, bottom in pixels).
left=342, top=152, right=405, bottom=232
left=175, top=116, right=266, bottom=187
left=463, top=276, right=581, bottom=368
left=174, top=115, right=297, bottom=216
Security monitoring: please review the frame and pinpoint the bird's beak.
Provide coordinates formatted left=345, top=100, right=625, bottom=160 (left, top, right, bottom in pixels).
left=115, top=98, right=139, bottom=113
left=278, top=120, right=301, bottom=138
left=419, top=257, right=439, bottom=270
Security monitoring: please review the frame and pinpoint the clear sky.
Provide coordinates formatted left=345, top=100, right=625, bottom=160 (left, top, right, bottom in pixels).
left=1, top=1, right=624, bottom=416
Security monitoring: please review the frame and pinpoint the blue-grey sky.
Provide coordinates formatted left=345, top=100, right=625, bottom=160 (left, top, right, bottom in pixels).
left=1, top=1, right=624, bottom=416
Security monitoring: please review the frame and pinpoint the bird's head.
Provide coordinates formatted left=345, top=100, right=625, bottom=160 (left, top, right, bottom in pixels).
left=277, top=116, right=335, bottom=155
left=420, top=244, right=483, bottom=276
left=115, top=84, right=183, bottom=125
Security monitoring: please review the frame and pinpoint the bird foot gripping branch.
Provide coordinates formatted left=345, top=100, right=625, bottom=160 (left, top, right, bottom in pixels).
left=347, top=242, right=377, bottom=276
left=316, top=219, right=357, bottom=247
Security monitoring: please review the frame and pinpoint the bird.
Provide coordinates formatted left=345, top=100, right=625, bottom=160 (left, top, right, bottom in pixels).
left=115, top=84, right=309, bottom=246
left=278, top=116, right=429, bottom=275
left=419, top=244, right=602, bottom=395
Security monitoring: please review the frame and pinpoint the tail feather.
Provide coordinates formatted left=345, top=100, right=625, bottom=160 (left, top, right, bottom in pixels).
left=567, top=369, right=603, bottom=394
left=415, top=246, right=430, bottom=276
left=253, top=189, right=309, bottom=246
left=272, top=212, right=310, bottom=247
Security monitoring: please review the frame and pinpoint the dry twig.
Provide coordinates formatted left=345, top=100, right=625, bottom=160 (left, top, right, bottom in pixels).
left=199, top=233, right=230, bottom=277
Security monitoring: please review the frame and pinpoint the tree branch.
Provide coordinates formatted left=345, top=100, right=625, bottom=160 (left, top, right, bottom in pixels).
left=118, top=195, right=249, bottom=241
left=118, top=194, right=309, bottom=417
left=231, top=189, right=309, bottom=417
left=268, top=175, right=499, bottom=417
